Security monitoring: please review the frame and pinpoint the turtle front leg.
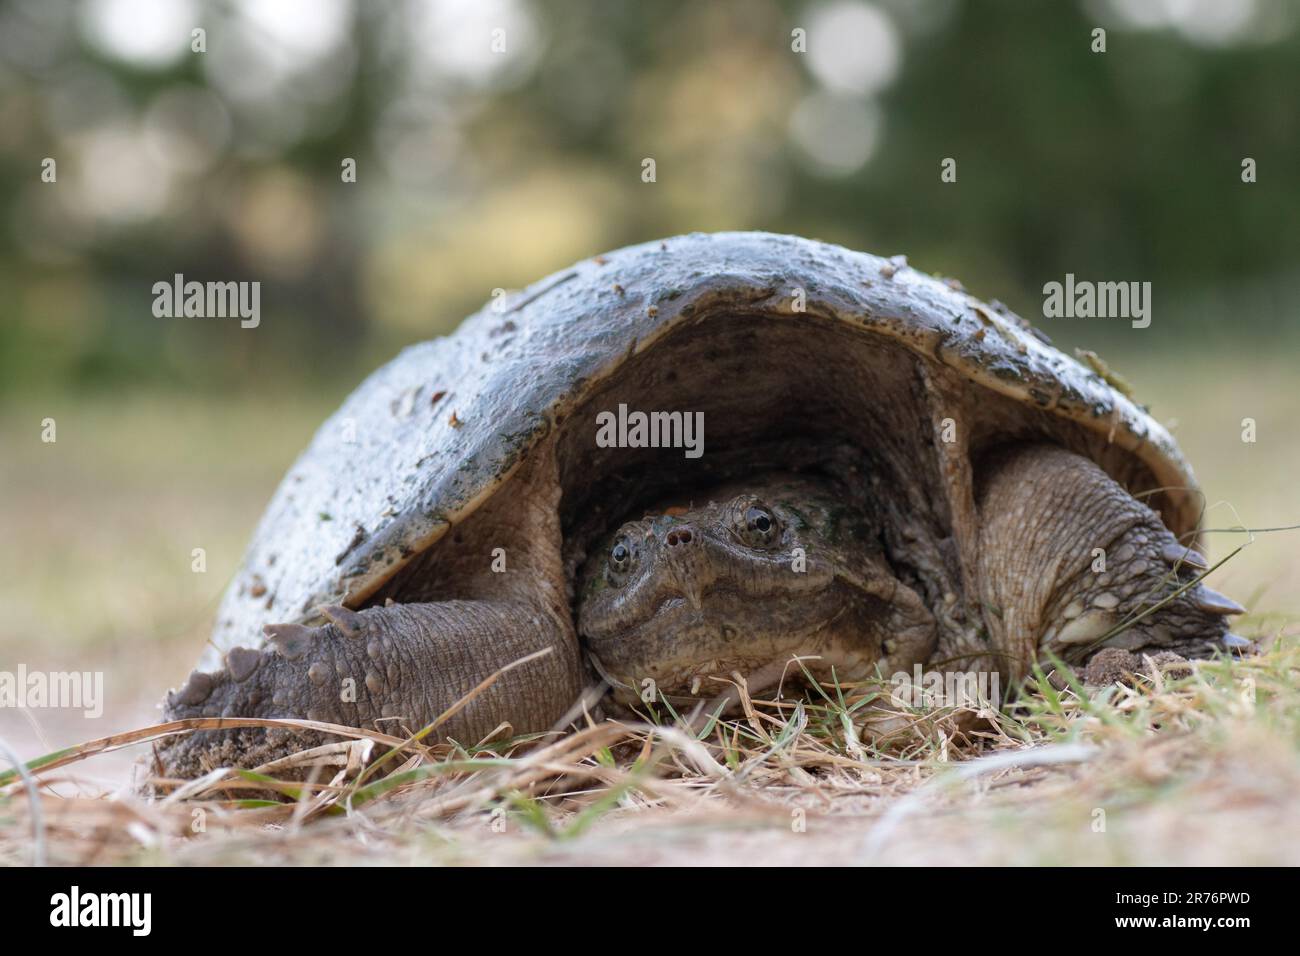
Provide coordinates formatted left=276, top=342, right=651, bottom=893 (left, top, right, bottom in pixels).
left=974, top=443, right=1247, bottom=684
left=156, top=600, right=585, bottom=778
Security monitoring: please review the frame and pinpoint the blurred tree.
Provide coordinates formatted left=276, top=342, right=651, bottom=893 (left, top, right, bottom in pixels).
left=0, top=0, right=1295, bottom=396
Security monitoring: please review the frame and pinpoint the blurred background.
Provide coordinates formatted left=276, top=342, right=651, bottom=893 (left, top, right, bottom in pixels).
left=1, top=0, right=1297, bottom=779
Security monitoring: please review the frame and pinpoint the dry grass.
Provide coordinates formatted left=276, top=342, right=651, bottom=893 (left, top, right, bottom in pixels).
left=3, top=628, right=1297, bottom=867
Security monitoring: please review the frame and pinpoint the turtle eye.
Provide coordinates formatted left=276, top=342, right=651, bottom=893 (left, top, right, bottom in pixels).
left=607, top=536, right=637, bottom=583
left=738, top=504, right=780, bottom=548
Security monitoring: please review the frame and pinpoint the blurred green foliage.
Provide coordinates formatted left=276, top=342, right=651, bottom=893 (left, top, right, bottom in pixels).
left=1, top=0, right=1297, bottom=398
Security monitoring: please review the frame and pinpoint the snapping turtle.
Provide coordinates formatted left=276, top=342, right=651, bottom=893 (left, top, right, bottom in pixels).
left=158, top=232, right=1247, bottom=776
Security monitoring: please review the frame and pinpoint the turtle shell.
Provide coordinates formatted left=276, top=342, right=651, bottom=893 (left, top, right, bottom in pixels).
left=206, top=231, right=1199, bottom=669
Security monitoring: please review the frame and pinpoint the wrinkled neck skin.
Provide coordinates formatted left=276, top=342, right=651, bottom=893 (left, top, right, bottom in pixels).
left=577, top=472, right=936, bottom=708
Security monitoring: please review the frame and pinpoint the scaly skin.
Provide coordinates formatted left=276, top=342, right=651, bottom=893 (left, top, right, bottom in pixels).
left=157, top=601, right=583, bottom=778
left=579, top=459, right=1245, bottom=707
left=158, top=453, right=1246, bottom=780
left=577, top=474, right=938, bottom=706
left=975, top=444, right=1245, bottom=682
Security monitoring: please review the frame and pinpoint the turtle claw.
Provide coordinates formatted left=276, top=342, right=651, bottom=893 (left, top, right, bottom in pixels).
left=318, top=603, right=365, bottom=638
left=1193, top=587, right=1246, bottom=616
left=1161, top=541, right=1209, bottom=571
left=1222, top=632, right=1254, bottom=650
left=263, top=622, right=321, bottom=660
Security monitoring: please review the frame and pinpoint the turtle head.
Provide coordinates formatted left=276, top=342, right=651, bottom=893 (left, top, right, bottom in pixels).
left=577, top=473, right=934, bottom=706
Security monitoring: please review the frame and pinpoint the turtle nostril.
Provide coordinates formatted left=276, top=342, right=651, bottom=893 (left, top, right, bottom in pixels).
left=665, top=526, right=694, bottom=547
